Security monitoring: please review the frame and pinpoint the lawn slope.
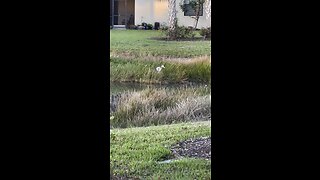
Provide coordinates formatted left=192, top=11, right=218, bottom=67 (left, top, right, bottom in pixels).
left=110, top=121, right=211, bottom=179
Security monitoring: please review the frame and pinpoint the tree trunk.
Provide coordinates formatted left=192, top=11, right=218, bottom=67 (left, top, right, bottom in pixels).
left=168, top=0, right=177, bottom=32
left=205, top=0, right=211, bottom=19
left=194, top=2, right=202, bottom=29
left=194, top=16, right=199, bottom=29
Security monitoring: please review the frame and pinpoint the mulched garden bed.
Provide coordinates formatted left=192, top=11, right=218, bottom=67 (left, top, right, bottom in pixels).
left=149, top=37, right=211, bottom=41
left=170, top=136, right=211, bottom=160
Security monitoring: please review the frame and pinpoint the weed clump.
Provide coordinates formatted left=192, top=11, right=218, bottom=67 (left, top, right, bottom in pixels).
left=110, top=87, right=211, bottom=128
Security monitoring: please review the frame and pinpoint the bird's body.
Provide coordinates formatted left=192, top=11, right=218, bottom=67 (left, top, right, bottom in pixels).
left=156, top=65, right=165, bottom=72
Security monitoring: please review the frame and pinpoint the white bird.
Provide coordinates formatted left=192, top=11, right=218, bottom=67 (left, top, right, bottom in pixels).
left=156, top=65, right=165, bottom=72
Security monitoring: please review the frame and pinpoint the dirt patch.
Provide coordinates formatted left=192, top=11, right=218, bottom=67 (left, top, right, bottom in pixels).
left=170, top=136, right=211, bottom=160
left=110, top=53, right=210, bottom=64
left=110, top=175, right=140, bottom=180
left=149, top=37, right=211, bottom=41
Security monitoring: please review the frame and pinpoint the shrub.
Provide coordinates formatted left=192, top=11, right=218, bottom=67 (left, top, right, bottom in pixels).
left=147, top=24, right=153, bottom=30
left=160, top=26, right=168, bottom=31
left=199, top=27, right=211, bottom=39
left=164, top=25, right=196, bottom=40
left=160, top=23, right=168, bottom=31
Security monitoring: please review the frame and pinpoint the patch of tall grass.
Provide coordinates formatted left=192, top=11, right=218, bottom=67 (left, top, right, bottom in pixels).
left=110, top=87, right=211, bottom=128
left=110, top=56, right=211, bottom=84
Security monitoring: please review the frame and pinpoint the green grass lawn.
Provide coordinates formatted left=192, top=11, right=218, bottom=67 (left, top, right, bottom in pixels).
left=110, top=121, right=211, bottom=179
left=110, top=30, right=212, bottom=179
left=110, top=30, right=211, bottom=58
left=110, top=30, right=211, bottom=84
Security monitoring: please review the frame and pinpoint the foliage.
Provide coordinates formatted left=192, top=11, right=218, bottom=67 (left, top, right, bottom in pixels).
left=160, top=23, right=169, bottom=31
left=199, top=27, right=211, bottom=39
left=164, top=24, right=196, bottom=40
left=180, top=0, right=206, bottom=29
left=147, top=23, right=153, bottom=30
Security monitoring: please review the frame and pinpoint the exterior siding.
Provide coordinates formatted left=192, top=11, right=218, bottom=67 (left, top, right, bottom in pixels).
left=111, top=0, right=211, bottom=28
left=135, top=0, right=211, bottom=28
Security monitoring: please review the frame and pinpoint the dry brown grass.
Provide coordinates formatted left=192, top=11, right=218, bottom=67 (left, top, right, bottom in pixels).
left=110, top=87, right=211, bottom=128
left=111, top=52, right=211, bottom=64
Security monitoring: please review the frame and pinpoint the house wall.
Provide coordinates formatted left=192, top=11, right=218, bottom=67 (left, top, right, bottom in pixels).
left=135, top=0, right=211, bottom=28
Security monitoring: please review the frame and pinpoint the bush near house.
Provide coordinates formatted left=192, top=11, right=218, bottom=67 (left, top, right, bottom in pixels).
left=147, top=23, right=153, bottom=30
left=164, top=25, right=196, bottom=40
left=199, top=27, right=211, bottom=39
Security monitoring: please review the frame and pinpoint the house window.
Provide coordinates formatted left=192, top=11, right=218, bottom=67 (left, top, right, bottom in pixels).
left=183, top=0, right=204, bottom=16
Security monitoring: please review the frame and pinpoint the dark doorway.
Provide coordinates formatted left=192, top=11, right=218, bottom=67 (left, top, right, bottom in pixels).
left=110, top=0, right=135, bottom=28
